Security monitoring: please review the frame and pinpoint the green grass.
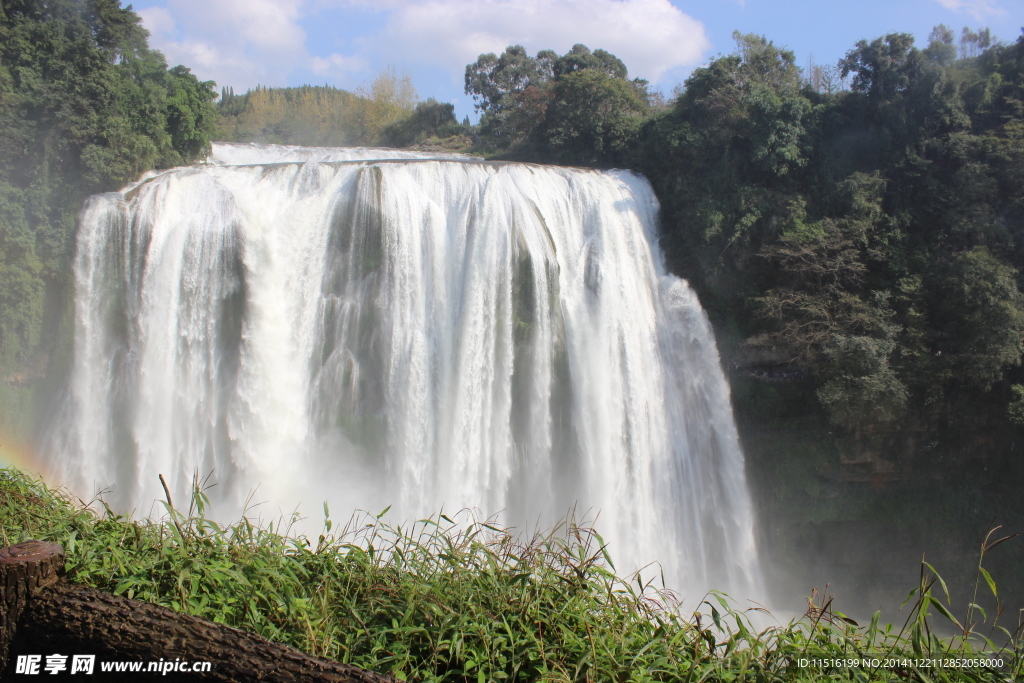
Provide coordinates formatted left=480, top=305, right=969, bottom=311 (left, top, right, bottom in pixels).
left=0, top=467, right=1020, bottom=682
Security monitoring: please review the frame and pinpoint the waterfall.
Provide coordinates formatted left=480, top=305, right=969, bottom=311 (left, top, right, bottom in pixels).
left=48, top=142, right=761, bottom=599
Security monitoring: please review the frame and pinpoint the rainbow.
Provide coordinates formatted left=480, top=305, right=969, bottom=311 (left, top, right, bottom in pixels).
left=0, top=431, right=51, bottom=482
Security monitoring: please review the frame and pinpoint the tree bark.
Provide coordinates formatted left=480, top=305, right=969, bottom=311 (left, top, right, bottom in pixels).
left=0, top=540, right=65, bottom=666
left=2, top=541, right=399, bottom=683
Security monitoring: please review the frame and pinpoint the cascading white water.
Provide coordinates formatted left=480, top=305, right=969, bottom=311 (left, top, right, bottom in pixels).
left=48, top=142, right=761, bottom=600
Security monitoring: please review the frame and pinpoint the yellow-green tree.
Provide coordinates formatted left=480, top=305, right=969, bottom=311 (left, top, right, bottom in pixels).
left=357, top=66, right=418, bottom=143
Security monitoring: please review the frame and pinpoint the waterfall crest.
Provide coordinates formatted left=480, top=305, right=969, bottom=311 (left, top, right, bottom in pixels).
left=50, top=143, right=760, bottom=599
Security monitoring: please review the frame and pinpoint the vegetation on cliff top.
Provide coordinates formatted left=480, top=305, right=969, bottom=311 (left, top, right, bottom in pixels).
left=215, top=72, right=470, bottom=150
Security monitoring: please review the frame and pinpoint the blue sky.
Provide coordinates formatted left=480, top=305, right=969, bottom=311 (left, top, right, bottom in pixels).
left=129, top=0, right=1024, bottom=120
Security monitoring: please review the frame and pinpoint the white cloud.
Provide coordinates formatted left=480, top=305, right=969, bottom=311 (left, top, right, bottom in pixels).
left=196, top=0, right=305, bottom=53
left=932, top=0, right=1006, bottom=20
left=138, top=0, right=309, bottom=90
left=310, top=53, right=370, bottom=76
left=137, top=6, right=176, bottom=37
left=137, top=0, right=710, bottom=93
left=343, top=0, right=709, bottom=85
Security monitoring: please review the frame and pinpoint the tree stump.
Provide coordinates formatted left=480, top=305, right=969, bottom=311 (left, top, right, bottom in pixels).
left=0, top=540, right=65, bottom=666
left=2, top=541, right=399, bottom=682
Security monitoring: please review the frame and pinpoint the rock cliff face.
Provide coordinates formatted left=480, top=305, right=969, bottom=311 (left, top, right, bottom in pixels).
left=733, top=371, right=1024, bottom=618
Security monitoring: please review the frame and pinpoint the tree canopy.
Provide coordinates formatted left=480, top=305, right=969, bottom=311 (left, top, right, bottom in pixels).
left=465, top=43, right=651, bottom=165
left=635, top=28, right=1024, bottom=437
left=0, top=0, right=217, bottom=434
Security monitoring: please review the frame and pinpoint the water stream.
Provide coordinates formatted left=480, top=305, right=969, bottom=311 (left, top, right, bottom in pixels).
left=47, top=143, right=761, bottom=600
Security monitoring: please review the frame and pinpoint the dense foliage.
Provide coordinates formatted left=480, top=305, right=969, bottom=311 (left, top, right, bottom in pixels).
left=631, top=28, right=1024, bottom=448
left=464, top=43, right=652, bottom=165
left=0, top=0, right=216, bottom=434
left=381, top=98, right=464, bottom=148
left=640, top=30, right=1024, bottom=437
left=2, top=469, right=1020, bottom=682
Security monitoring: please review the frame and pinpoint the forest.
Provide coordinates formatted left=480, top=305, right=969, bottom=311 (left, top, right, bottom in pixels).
left=2, top=0, right=1024, bottom=631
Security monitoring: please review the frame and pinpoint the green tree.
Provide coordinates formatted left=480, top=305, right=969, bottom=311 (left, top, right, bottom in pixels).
left=465, top=45, right=556, bottom=143
left=0, top=0, right=216, bottom=436
left=840, top=33, right=921, bottom=101
left=925, top=24, right=957, bottom=67
left=634, top=32, right=813, bottom=310
left=537, top=69, right=648, bottom=166
left=936, top=247, right=1024, bottom=389
left=464, top=43, right=646, bottom=158
left=217, top=85, right=368, bottom=146
left=381, top=98, right=459, bottom=147
left=552, top=44, right=628, bottom=79
left=465, top=45, right=554, bottom=116
left=164, top=65, right=219, bottom=165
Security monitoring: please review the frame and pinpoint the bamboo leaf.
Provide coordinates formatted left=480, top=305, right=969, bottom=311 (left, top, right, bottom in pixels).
left=929, top=598, right=962, bottom=629
left=974, top=567, right=997, bottom=604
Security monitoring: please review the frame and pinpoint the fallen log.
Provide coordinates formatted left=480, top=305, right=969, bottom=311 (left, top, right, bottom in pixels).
left=2, top=541, right=398, bottom=682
